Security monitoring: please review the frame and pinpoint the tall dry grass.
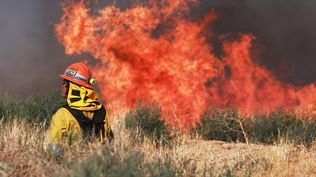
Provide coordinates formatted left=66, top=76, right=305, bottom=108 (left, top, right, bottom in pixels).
left=1, top=116, right=316, bottom=177
left=1, top=92, right=316, bottom=177
left=0, top=116, right=180, bottom=177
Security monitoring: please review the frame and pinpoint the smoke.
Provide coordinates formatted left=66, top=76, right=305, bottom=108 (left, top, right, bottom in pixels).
left=0, top=0, right=78, bottom=96
left=0, top=0, right=315, bottom=96
left=200, top=0, right=316, bottom=85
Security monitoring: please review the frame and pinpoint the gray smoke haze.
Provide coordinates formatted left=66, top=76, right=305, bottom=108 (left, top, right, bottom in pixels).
left=0, top=0, right=315, bottom=96
left=201, top=0, right=316, bottom=85
left=0, top=0, right=79, bottom=96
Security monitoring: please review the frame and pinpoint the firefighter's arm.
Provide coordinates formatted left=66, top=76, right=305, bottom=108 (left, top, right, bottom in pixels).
left=48, top=108, right=68, bottom=154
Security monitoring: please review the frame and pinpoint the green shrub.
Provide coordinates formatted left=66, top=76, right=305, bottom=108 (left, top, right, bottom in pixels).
left=125, top=102, right=172, bottom=146
left=194, top=109, right=248, bottom=143
left=17, top=90, right=66, bottom=123
left=0, top=90, right=65, bottom=124
left=68, top=146, right=177, bottom=177
left=0, top=94, right=17, bottom=121
left=250, top=109, right=316, bottom=145
left=194, top=108, right=316, bottom=145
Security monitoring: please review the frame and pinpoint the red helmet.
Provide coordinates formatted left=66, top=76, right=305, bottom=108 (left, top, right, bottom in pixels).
left=59, top=63, right=94, bottom=89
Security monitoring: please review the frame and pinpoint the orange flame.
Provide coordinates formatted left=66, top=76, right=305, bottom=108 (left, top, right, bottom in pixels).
left=55, top=1, right=316, bottom=129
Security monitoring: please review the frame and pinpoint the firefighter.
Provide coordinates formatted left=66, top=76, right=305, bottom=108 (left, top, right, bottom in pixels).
left=48, top=62, right=114, bottom=154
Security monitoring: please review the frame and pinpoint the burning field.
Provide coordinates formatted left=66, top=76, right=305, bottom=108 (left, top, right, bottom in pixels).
left=1, top=0, right=316, bottom=176
left=55, top=0, right=316, bottom=129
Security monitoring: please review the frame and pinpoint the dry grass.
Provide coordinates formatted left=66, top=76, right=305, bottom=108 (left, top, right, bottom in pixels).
left=175, top=138, right=316, bottom=177
left=1, top=116, right=316, bottom=177
left=0, top=116, right=176, bottom=177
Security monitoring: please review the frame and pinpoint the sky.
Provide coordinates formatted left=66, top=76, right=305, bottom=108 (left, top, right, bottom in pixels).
left=0, top=0, right=315, bottom=96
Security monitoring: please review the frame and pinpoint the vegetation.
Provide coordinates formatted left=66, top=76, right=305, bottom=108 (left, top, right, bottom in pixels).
left=67, top=146, right=178, bottom=177
left=125, top=102, right=172, bottom=146
left=1, top=92, right=316, bottom=176
left=194, top=108, right=316, bottom=145
left=193, top=109, right=246, bottom=143
left=0, top=90, right=65, bottom=123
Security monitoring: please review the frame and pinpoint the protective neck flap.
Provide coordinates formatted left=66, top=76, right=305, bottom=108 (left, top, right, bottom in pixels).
left=66, top=82, right=102, bottom=111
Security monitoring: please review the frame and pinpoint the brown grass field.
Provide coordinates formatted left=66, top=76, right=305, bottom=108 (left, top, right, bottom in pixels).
left=1, top=115, right=316, bottom=177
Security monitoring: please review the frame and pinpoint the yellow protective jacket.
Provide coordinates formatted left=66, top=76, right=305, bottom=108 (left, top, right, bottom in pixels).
left=48, top=82, right=112, bottom=148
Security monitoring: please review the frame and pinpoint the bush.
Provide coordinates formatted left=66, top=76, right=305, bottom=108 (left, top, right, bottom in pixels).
left=194, top=108, right=248, bottom=143
left=125, top=102, right=172, bottom=146
left=250, top=109, right=316, bottom=145
left=194, top=108, right=316, bottom=145
left=17, top=90, right=66, bottom=123
left=0, top=94, right=17, bottom=121
left=0, top=90, right=66, bottom=124
left=67, top=146, right=177, bottom=177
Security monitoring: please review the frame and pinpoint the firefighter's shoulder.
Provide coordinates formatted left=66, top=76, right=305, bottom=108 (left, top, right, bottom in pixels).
left=51, top=107, right=77, bottom=124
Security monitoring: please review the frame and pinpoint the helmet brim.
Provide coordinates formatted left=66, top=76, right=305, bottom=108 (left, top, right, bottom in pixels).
left=59, top=74, right=94, bottom=89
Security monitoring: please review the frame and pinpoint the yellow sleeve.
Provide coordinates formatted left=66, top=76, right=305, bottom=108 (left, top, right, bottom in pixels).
left=49, top=108, right=69, bottom=146
left=49, top=108, right=82, bottom=146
